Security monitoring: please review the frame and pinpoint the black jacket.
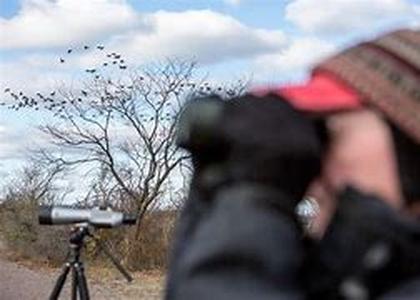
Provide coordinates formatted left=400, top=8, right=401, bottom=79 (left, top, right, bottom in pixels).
left=165, top=94, right=420, bottom=299
left=166, top=184, right=420, bottom=300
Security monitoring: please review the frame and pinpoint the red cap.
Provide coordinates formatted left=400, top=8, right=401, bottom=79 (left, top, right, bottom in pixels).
left=253, top=71, right=362, bottom=113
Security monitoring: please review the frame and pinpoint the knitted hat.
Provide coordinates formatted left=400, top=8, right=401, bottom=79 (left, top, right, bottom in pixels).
left=257, top=29, right=420, bottom=201
left=260, top=29, right=420, bottom=144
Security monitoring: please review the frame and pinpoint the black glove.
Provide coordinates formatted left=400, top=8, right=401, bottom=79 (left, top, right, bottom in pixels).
left=177, top=93, right=323, bottom=203
left=303, top=187, right=420, bottom=299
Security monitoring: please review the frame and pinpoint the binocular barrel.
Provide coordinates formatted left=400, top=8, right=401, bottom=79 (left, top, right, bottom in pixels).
left=176, top=97, right=226, bottom=151
left=39, top=206, right=136, bottom=228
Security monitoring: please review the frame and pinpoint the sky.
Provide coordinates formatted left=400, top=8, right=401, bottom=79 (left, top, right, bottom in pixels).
left=0, top=0, right=419, bottom=186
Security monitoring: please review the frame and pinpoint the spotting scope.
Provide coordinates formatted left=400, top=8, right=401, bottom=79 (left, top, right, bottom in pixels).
left=38, top=205, right=137, bottom=228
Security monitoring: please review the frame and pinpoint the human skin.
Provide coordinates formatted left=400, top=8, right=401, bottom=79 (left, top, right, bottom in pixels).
left=307, top=109, right=404, bottom=237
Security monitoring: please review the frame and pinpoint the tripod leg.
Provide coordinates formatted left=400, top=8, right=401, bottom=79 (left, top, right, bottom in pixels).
left=49, top=263, right=71, bottom=300
left=75, top=262, right=90, bottom=300
left=71, top=267, right=78, bottom=300
left=94, top=238, right=133, bottom=282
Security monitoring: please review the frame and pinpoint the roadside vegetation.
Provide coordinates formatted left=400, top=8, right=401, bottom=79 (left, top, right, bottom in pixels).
left=0, top=47, right=246, bottom=271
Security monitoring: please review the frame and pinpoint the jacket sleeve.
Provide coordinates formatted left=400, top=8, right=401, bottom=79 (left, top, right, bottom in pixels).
left=165, top=183, right=305, bottom=300
left=380, top=277, right=420, bottom=300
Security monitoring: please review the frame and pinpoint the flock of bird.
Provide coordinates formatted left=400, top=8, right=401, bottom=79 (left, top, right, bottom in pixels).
left=59, top=44, right=128, bottom=76
left=1, top=43, right=235, bottom=122
left=1, top=44, right=131, bottom=115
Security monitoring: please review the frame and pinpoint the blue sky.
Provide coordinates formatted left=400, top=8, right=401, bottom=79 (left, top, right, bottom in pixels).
left=0, top=0, right=419, bottom=185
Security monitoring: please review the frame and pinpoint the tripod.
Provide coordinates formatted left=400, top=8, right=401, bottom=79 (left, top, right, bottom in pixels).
left=49, top=225, right=133, bottom=300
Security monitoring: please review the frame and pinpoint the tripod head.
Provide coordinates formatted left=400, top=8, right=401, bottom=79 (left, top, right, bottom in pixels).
left=66, top=224, right=134, bottom=283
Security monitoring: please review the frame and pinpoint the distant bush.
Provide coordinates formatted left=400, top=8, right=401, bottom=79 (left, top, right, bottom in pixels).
left=0, top=197, right=178, bottom=270
left=0, top=199, right=69, bottom=265
left=0, top=161, right=180, bottom=271
left=126, top=210, right=177, bottom=270
left=77, top=209, right=178, bottom=271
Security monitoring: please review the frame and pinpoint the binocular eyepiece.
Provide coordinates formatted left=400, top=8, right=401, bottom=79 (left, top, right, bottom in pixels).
left=39, top=206, right=137, bottom=228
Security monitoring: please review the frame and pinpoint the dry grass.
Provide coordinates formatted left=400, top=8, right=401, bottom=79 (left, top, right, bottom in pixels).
left=94, top=270, right=165, bottom=300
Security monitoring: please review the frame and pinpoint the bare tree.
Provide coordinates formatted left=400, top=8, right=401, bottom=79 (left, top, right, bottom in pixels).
left=2, top=161, right=64, bottom=206
left=45, top=62, right=246, bottom=237
left=3, top=46, right=248, bottom=239
left=0, top=161, right=64, bottom=241
left=0, top=161, right=72, bottom=263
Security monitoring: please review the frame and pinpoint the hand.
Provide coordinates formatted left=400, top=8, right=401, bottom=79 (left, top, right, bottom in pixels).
left=306, top=109, right=404, bottom=236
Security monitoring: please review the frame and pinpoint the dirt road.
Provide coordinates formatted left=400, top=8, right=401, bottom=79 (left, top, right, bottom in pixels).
left=0, top=240, right=163, bottom=300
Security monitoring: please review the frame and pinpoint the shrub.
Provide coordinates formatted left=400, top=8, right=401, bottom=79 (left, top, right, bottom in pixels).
left=0, top=198, right=178, bottom=270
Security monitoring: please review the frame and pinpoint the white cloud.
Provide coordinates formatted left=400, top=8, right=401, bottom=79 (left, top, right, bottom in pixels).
left=285, top=0, right=417, bottom=35
left=0, top=124, right=28, bottom=159
left=0, top=0, right=286, bottom=66
left=225, top=0, right=242, bottom=6
left=0, top=0, right=146, bottom=49
left=107, top=10, right=287, bottom=64
left=0, top=9, right=288, bottom=98
left=0, top=122, right=48, bottom=184
left=253, top=37, right=336, bottom=81
left=412, top=5, right=420, bottom=27
left=0, top=57, right=74, bottom=97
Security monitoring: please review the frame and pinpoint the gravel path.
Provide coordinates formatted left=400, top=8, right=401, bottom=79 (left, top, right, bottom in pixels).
left=0, top=241, right=163, bottom=300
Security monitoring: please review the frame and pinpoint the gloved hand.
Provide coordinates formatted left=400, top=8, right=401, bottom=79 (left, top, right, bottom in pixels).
left=177, top=93, right=323, bottom=203
left=304, top=186, right=420, bottom=300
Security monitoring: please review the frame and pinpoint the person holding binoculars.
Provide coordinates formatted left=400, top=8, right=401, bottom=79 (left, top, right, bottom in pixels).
left=165, top=29, right=420, bottom=300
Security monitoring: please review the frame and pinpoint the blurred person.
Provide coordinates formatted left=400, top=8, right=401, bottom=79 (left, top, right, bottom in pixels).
left=165, top=28, right=420, bottom=300
left=276, top=28, right=420, bottom=299
left=278, top=28, right=420, bottom=236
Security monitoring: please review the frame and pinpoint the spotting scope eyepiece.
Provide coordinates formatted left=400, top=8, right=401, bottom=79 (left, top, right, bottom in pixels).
left=38, top=205, right=137, bottom=228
